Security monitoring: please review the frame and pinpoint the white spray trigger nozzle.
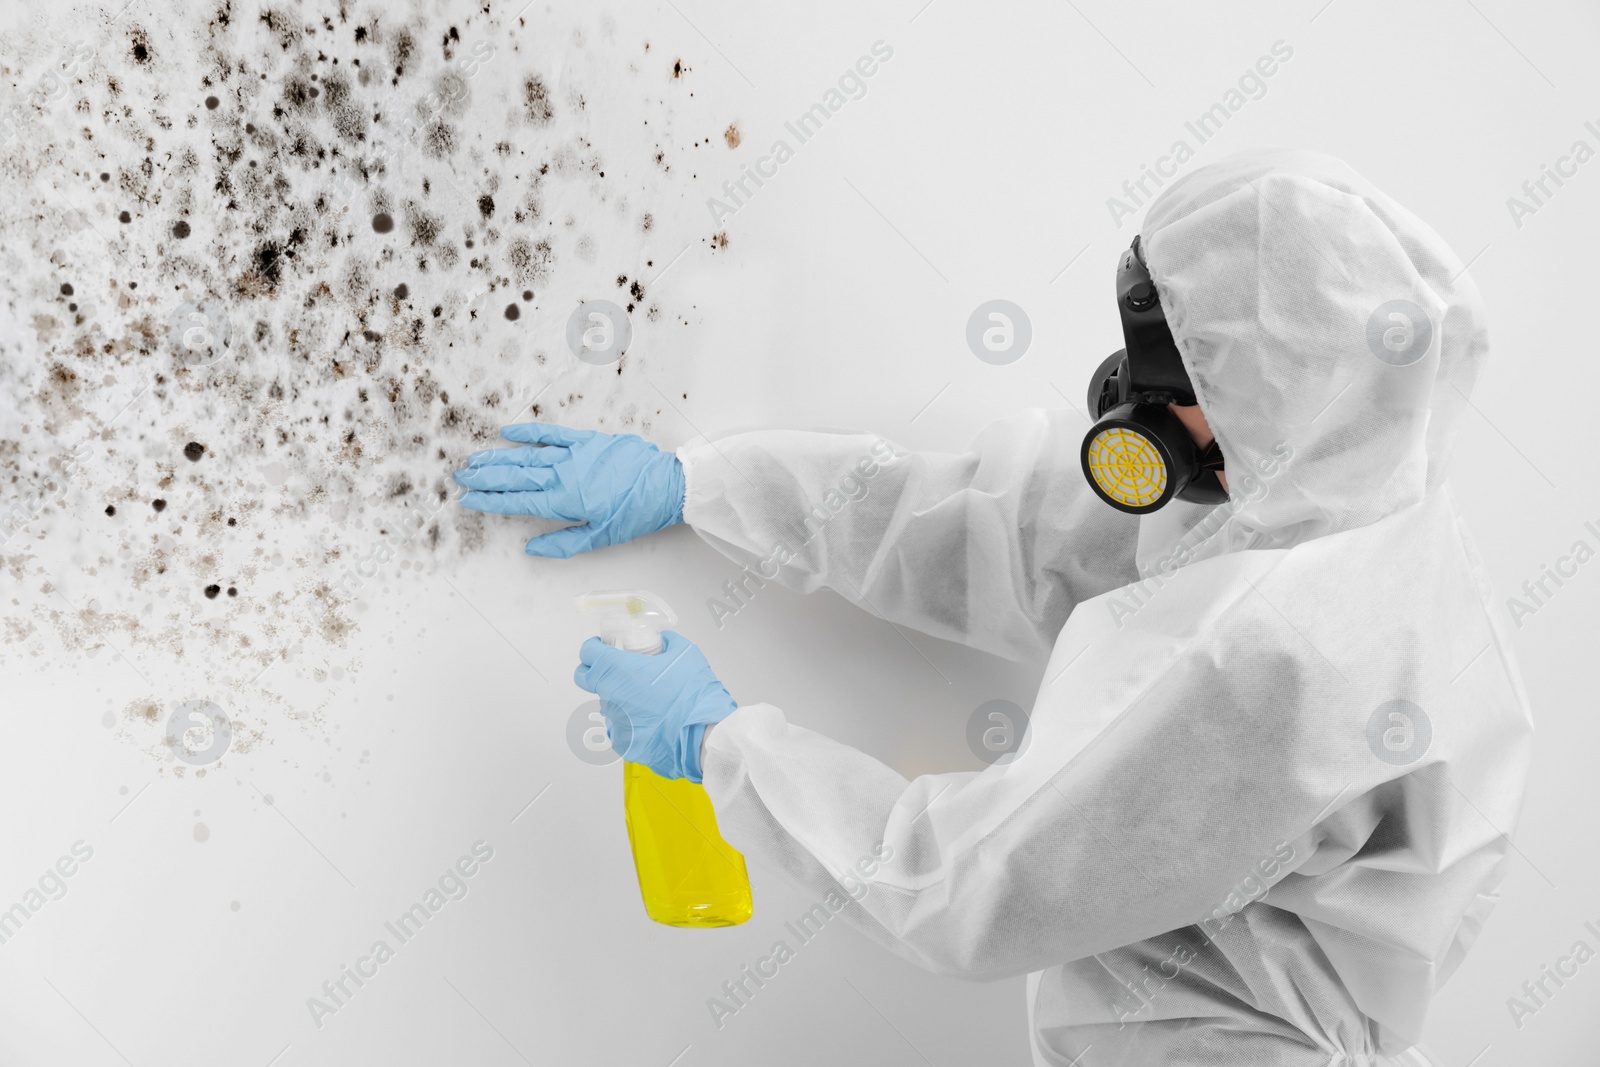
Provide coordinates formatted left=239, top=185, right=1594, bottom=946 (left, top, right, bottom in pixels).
left=574, top=590, right=678, bottom=655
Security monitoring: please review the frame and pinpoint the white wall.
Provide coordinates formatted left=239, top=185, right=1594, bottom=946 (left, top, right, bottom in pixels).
left=1, top=0, right=1596, bottom=1064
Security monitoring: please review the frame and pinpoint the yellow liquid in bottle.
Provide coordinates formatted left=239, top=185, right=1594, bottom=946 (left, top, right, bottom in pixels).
left=623, top=762, right=753, bottom=927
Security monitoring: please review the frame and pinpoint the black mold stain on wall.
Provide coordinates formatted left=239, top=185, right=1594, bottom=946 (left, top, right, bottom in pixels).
left=0, top=0, right=728, bottom=727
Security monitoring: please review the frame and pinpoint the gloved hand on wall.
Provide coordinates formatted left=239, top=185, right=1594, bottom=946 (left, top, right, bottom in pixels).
left=573, top=631, right=739, bottom=783
left=454, top=422, right=686, bottom=558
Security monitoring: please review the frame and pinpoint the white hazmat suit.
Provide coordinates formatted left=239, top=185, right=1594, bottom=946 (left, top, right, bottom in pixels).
left=680, top=148, right=1532, bottom=1066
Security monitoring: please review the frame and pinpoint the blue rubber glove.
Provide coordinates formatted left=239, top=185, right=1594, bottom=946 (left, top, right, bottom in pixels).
left=453, top=422, right=686, bottom=558
left=573, top=631, right=739, bottom=783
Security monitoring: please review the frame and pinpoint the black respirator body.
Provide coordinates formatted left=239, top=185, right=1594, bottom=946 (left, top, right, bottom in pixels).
left=1080, top=235, right=1227, bottom=514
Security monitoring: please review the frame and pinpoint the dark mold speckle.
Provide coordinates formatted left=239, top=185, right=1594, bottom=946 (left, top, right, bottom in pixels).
left=506, top=237, right=553, bottom=287
left=404, top=202, right=441, bottom=246
left=392, top=29, right=417, bottom=77
left=244, top=243, right=284, bottom=293
left=421, top=119, right=457, bottom=158
left=522, top=75, right=554, bottom=126
left=3, top=1, right=687, bottom=722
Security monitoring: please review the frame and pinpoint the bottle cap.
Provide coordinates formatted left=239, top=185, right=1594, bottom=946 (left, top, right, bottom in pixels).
left=574, top=590, right=677, bottom=655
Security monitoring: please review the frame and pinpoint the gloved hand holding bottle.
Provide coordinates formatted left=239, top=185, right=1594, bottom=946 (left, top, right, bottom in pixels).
left=571, top=594, right=751, bottom=928
left=573, top=630, right=738, bottom=783
left=453, top=421, right=685, bottom=558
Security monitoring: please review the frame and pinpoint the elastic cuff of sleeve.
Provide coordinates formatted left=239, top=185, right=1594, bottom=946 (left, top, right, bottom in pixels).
left=668, top=454, right=687, bottom=527
left=674, top=436, right=717, bottom=527
left=682, top=722, right=708, bottom=784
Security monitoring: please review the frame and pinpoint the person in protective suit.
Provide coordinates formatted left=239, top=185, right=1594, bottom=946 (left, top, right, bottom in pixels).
left=456, top=148, right=1532, bottom=1066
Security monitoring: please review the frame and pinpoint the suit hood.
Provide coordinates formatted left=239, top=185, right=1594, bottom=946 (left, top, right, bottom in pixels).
left=1133, top=148, right=1489, bottom=572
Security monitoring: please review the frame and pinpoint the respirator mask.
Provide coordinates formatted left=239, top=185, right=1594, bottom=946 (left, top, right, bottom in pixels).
left=1080, top=235, right=1227, bottom=513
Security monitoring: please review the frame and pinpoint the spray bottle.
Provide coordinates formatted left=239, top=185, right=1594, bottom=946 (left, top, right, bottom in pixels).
left=575, top=590, right=753, bottom=928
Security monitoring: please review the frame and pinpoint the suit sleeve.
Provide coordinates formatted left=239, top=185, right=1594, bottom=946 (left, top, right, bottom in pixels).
left=678, top=409, right=1139, bottom=661
left=698, top=551, right=1410, bottom=980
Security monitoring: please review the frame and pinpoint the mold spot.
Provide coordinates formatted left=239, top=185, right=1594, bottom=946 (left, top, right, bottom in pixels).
left=205, top=95, right=219, bottom=110
left=172, top=220, right=191, bottom=239
left=204, top=584, right=221, bottom=599
left=152, top=499, right=167, bottom=512
left=506, top=237, right=553, bottom=287
left=504, top=304, right=520, bottom=321
left=404, top=203, right=441, bottom=246
left=246, top=242, right=284, bottom=292
left=329, top=103, right=368, bottom=142
left=392, top=29, right=417, bottom=77
left=321, top=71, right=353, bottom=108
left=183, top=442, right=207, bottom=462
left=522, top=75, right=554, bottom=126
left=421, top=119, right=457, bottom=158
left=724, top=123, right=740, bottom=148
left=372, top=212, right=394, bottom=234
left=283, top=77, right=316, bottom=112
